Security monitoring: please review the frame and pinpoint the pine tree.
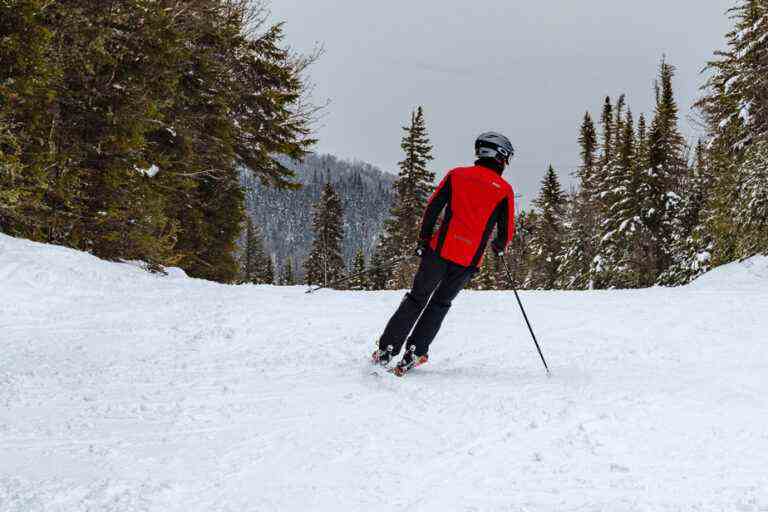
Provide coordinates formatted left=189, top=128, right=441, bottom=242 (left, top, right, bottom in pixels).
left=697, top=1, right=768, bottom=262
left=263, top=256, right=275, bottom=285
left=529, top=166, right=566, bottom=289
left=593, top=109, right=653, bottom=288
left=474, top=250, right=501, bottom=290
left=659, top=140, right=715, bottom=284
left=508, top=210, right=538, bottom=289
left=0, top=0, right=316, bottom=282
left=640, top=59, right=688, bottom=281
left=367, top=245, right=389, bottom=290
left=279, top=256, right=296, bottom=286
left=349, top=248, right=369, bottom=290
left=242, top=219, right=272, bottom=284
left=735, top=139, right=768, bottom=255
left=559, top=112, right=599, bottom=289
left=592, top=96, right=615, bottom=212
left=378, top=107, right=435, bottom=289
left=305, top=182, right=346, bottom=287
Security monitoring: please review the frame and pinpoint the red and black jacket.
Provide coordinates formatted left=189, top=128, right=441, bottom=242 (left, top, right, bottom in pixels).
left=421, top=162, right=515, bottom=268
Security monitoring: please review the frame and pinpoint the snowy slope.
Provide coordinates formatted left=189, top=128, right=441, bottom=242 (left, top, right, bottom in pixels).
left=1, top=234, right=767, bottom=511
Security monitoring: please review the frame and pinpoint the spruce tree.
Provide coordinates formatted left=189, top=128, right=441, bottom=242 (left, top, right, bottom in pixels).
left=529, top=166, right=566, bottom=289
left=508, top=210, right=538, bottom=289
left=242, top=219, right=272, bottom=284
left=697, top=1, right=768, bottom=262
left=735, top=140, right=768, bottom=255
left=305, top=182, right=346, bottom=287
left=378, top=107, right=435, bottom=288
left=263, top=256, right=275, bottom=285
left=659, top=141, right=715, bottom=284
left=474, top=250, right=501, bottom=290
left=559, top=112, right=599, bottom=289
left=0, top=0, right=316, bottom=282
left=280, top=257, right=296, bottom=286
left=640, top=59, right=688, bottom=281
left=367, top=245, right=389, bottom=290
left=349, top=248, right=369, bottom=290
left=593, top=110, right=652, bottom=288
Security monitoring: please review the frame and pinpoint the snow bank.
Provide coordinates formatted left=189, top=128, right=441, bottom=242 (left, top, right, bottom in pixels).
left=689, top=254, right=768, bottom=291
left=0, top=234, right=191, bottom=296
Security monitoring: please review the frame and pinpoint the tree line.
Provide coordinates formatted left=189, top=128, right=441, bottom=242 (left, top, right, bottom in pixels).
left=3, top=1, right=765, bottom=290
left=247, top=0, right=766, bottom=291
left=0, top=0, right=315, bottom=282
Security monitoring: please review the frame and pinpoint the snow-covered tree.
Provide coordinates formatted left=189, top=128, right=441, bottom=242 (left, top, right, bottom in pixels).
left=378, top=107, right=435, bottom=289
left=305, top=183, right=346, bottom=287
left=349, top=248, right=369, bottom=290
left=659, top=141, right=715, bottom=285
left=559, top=112, right=599, bottom=289
left=640, top=59, right=688, bottom=280
left=697, top=1, right=768, bottom=263
left=736, top=140, right=768, bottom=256
left=529, top=166, right=566, bottom=289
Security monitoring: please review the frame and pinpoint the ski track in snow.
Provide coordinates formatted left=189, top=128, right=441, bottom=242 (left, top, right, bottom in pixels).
left=1, top=235, right=767, bottom=511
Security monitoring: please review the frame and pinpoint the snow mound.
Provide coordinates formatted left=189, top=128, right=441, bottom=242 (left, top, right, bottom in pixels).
left=0, top=233, right=191, bottom=296
left=688, top=254, right=768, bottom=291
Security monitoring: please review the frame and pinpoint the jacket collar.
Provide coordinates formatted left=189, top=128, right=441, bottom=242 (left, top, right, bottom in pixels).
left=475, top=158, right=505, bottom=176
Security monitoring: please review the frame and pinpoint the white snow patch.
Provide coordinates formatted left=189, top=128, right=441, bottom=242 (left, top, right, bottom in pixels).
left=1, top=234, right=768, bottom=511
left=135, top=164, right=160, bottom=178
left=688, top=254, right=768, bottom=291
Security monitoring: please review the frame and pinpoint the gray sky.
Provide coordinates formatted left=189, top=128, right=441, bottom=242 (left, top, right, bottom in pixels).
left=270, top=0, right=734, bottom=208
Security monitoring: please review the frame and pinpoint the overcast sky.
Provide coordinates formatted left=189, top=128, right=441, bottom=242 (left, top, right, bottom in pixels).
left=270, top=1, right=735, bottom=208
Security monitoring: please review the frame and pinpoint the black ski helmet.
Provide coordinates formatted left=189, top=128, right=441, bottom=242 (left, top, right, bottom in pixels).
left=475, top=132, right=515, bottom=165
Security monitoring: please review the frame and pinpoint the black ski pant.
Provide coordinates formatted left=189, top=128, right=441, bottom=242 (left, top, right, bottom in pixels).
left=379, top=250, right=476, bottom=357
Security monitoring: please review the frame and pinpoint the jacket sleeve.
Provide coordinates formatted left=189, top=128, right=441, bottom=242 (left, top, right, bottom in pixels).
left=493, top=189, right=516, bottom=249
left=420, top=173, right=452, bottom=241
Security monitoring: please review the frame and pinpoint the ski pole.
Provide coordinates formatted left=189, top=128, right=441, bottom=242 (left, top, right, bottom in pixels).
left=305, top=254, right=414, bottom=294
left=500, top=254, right=551, bottom=377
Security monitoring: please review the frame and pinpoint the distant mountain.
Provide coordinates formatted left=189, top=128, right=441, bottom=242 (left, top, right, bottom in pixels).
left=241, top=154, right=396, bottom=279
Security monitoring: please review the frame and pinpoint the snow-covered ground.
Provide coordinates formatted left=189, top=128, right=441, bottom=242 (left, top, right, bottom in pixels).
left=1, top=233, right=767, bottom=511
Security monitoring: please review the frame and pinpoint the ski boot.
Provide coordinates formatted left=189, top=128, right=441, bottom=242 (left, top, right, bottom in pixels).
left=392, top=345, right=428, bottom=377
left=371, top=344, right=395, bottom=367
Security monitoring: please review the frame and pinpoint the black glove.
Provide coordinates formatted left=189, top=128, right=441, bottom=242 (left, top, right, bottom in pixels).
left=491, top=240, right=505, bottom=257
left=415, top=240, right=430, bottom=258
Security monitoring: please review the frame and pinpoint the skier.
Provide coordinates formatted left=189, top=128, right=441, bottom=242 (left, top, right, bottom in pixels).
left=372, top=132, right=516, bottom=376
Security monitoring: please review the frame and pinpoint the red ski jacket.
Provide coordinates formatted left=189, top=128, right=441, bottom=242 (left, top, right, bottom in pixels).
left=421, top=164, right=515, bottom=268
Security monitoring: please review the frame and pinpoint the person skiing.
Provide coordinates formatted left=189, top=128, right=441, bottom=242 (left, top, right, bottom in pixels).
left=372, top=132, right=516, bottom=376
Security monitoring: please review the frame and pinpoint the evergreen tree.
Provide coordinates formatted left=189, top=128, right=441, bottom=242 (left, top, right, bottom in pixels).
left=367, top=245, right=390, bottom=290
left=559, top=112, right=599, bottom=289
left=592, top=96, right=615, bottom=211
left=280, top=257, right=296, bottom=286
left=659, top=140, right=715, bottom=284
left=0, top=0, right=315, bottom=282
left=349, top=248, right=369, bottom=290
left=697, top=0, right=768, bottom=263
left=378, top=107, right=435, bottom=289
left=305, top=182, right=346, bottom=287
left=264, top=256, right=275, bottom=285
left=735, top=140, right=768, bottom=255
left=241, top=219, right=272, bottom=284
left=474, top=250, right=502, bottom=290
left=508, top=210, right=538, bottom=289
left=640, top=59, right=688, bottom=280
left=529, top=167, right=566, bottom=289
left=593, top=110, right=652, bottom=288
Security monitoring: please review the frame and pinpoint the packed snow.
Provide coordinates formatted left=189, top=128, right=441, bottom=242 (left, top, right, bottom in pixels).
left=1, top=233, right=767, bottom=511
